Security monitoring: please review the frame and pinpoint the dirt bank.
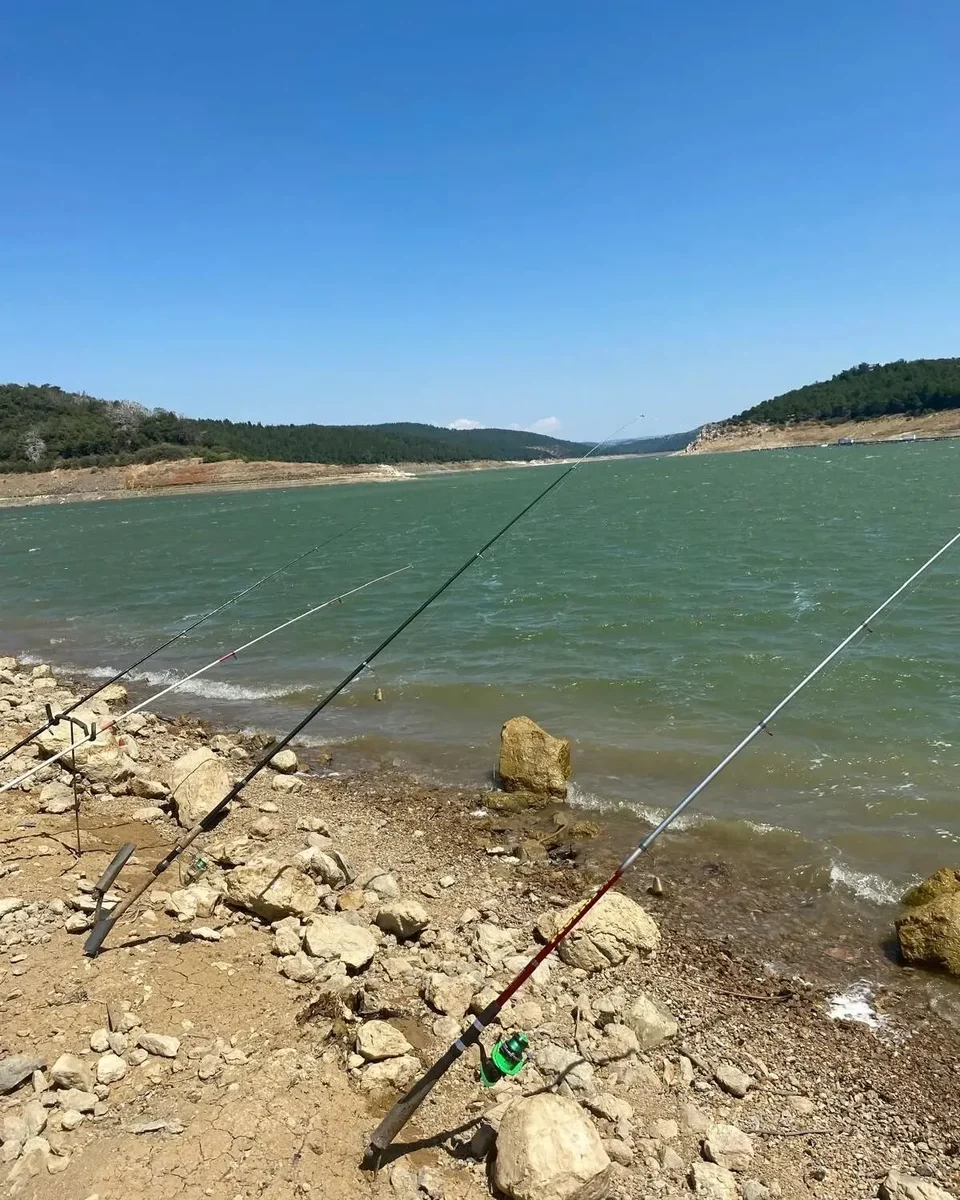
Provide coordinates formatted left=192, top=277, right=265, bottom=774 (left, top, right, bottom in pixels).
left=685, top=411, right=960, bottom=454
left=0, top=457, right=508, bottom=508
left=0, top=453, right=645, bottom=509
left=1, top=658, right=958, bottom=1200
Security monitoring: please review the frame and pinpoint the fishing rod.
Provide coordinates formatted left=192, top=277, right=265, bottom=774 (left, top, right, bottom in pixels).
left=0, top=524, right=361, bottom=768
left=0, top=566, right=411, bottom=796
left=83, top=425, right=636, bottom=957
left=366, top=525, right=960, bottom=1159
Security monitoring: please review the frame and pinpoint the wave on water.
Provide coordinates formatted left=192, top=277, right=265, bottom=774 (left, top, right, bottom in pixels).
left=565, top=784, right=701, bottom=832
left=68, top=663, right=295, bottom=703
left=828, top=861, right=906, bottom=906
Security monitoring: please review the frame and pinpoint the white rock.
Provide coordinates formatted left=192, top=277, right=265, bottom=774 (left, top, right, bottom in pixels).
left=280, top=952, right=318, bottom=983
left=224, top=858, right=320, bottom=921
left=0, top=898, right=25, bottom=919
left=536, top=891, right=659, bottom=972
left=130, top=806, right=166, bottom=822
left=423, top=973, right=474, bottom=1019
left=304, top=916, right=377, bottom=970
left=474, top=921, right=517, bottom=967
left=89, top=1029, right=110, bottom=1054
left=363, top=872, right=401, bottom=900
left=715, top=1063, right=752, bottom=1098
left=50, top=1053, right=93, bottom=1091
left=131, top=776, right=168, bottom=801
left=136, top=1032, right=180, bottom=1059
left=189, top=926, right=221, bottom=941
left=703, top=1123, right=754, bottom=1172
left=375, top=900, right=430, bottom=940
left=689, top=1162, right=738, bottom=1198
left=21, top=1101, right=46, bottom=1139
left=879, top=1171, right=957, bottom=1200
left=292, top=847, right=346, bottom=887
left=58, top=1088, right=97, bottom=1113
left=356, top=1021, right=413, bottom=1062
left=623, top=991, right=678, bottom=1050
left=272, top=774, right=302, bottom=794
left=59, top=1109, right=84, bottom=1130
left=39, top=782, right=74, bottom=814
left=358, top=1055, right=421, bottom=1092
left=534, top=1044, right=596, bottom=1095
left=96, top=1054, right=127, bottom=1085
left=493, top=1093, right=611, bottom=1200
left=270, top=748, right=298, bottom=774
left=167, top=746, right=231, bottom=828
left=272, top=918, right=304, bottom=957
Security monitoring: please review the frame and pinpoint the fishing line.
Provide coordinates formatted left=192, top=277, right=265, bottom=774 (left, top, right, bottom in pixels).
left=81, top=420, right=641, bottom=957
left=0, top=566, right=411, bottom=796
left=365, top=524, right=960, bottom=1158
left=0, top=523, right=362, bottom=767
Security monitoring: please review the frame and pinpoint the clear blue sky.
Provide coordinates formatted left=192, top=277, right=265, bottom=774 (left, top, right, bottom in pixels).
left=2, top=2, right=957, bottom=439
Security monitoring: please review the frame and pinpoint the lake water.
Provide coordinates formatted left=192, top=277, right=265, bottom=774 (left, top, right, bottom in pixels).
left=2, top=443, right=959, bottom=912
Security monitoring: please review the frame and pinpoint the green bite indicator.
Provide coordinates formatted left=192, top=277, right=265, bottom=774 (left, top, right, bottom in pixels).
left=479, top=1032, right=529, bottom=1087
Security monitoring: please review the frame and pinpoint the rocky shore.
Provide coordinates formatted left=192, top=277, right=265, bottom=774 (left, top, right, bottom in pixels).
left=1, top=658, right=959, bottom=1200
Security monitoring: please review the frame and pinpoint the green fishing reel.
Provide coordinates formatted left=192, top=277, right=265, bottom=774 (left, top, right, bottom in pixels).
left=479, top=1032, right=529, bottom=1087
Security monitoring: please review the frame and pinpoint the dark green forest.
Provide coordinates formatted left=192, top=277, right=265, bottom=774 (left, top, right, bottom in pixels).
left=729, top=358, right=960, bottom=426
left=0, top=383, right=692, bottom=472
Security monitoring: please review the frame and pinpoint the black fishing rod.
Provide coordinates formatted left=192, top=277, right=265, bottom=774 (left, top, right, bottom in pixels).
left=0, top=524, right=359, bottom=767
left=84, top=429, right=634, bottom=957
left=366, top=525, right=960, bottom=1159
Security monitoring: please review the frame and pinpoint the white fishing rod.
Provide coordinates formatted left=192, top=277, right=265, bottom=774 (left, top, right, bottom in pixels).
left=0, top=565, right=411, bottom=796
left=367, top=525, right=960, bottom=1156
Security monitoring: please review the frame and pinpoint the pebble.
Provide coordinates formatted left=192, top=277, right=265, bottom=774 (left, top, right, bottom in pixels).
left=89, top=1029, right=110, bottom=1054
left=60, top=1109, right=84, bottom=1131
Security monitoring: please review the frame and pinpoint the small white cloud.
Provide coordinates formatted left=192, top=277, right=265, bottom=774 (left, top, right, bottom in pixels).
left=531, top=416, right=562, bottom=434
left=448, top=418, right=482, bottom=430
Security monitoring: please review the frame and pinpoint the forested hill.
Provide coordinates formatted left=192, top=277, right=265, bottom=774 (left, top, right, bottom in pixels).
left=0, top=383, right=694, bottom=472
left=729, top=358, right=960, bottom=426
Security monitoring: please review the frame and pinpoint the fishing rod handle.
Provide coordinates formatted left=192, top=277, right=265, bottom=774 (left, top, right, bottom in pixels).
left=368, top=1030, right=476, bottom=1155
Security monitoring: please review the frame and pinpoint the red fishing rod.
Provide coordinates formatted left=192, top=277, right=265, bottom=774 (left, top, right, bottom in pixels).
left=0, top=524, right=360, bottom=767
left=366, top=525, right=960, bottom=1159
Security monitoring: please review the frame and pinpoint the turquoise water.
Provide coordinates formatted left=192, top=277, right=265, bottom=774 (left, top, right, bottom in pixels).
left=1, top=444, right=959, bottom=902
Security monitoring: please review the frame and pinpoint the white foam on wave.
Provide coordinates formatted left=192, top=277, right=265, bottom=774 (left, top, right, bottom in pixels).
left=828, top=862, right=905, bottom=906
left=826, top=980, right=886, bottom=1030
left=71, top=664, right=293, bottom=703
left=565, top=785, right=700, bottom=832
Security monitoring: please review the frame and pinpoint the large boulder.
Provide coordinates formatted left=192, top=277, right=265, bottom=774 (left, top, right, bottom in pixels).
left=493, top=1094, right=612, bottom=1200
left=224, top=858, right=320, bottom=921
left=536, top=891, right=660, bottom=972
left=498, top=716, right=571, bottom=797
left=902, top=868, right=960, bottom=908
left=303, top=915, right=377, bottom=970
left=879, top=1171, right=957, bottom=1200
left=167, top=747, right=231, bottom=828
left=896, top=892, right=960, bottom=976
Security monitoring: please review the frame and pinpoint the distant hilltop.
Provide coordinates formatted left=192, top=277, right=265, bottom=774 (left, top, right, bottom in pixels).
left=729, top=358, right=960, bottom=427
left=0, top=383, right=696, bottom=473
left=686, top=358, right=960, bottom=455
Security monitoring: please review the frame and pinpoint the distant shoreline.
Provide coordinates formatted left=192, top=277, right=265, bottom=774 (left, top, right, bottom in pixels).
left=0, top=451, right=646, bottom=510
left=684, top=409, right=960, bottom=454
